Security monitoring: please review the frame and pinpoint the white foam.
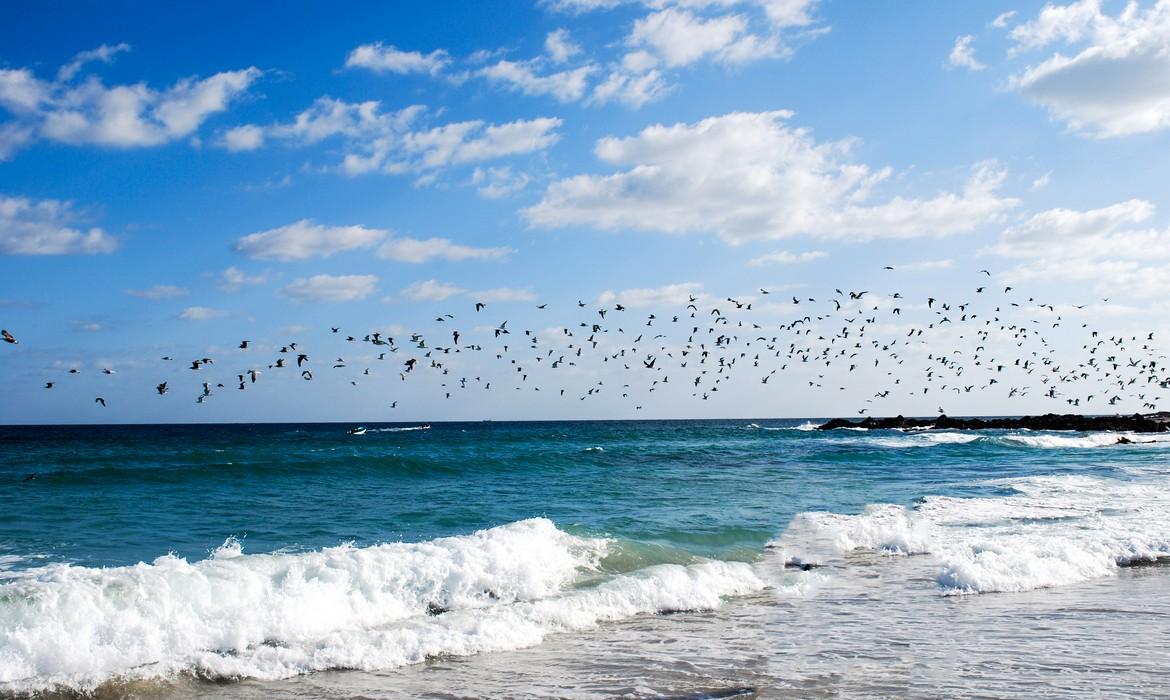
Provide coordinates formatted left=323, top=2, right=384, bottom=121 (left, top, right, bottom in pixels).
left=0, top=519, right=763, bottom=693
left=371, top=425, right=431, bottom=432
left=771, top=421, right=820, bottom=431
left=994, top=432, right=1170, bottom=449
left=773, top=475, right=1170, bottom=596
left=838, top=430, right=1170, bottom=450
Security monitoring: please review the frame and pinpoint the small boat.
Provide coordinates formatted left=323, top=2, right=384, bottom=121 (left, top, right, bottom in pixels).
left=348, top=426, right=367, bottom=436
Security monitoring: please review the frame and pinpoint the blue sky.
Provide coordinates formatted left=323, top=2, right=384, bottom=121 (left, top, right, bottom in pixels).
left=3, top=0, right=1170, bottom=423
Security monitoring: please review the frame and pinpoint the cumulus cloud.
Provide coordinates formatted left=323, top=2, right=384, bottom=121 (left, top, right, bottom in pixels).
left=223, top=98, right=561, bottom=178
left=525, top=111, right=1018, bottom=244
left=471, top=166, right=531, bottom=198
left=988, top=199, right=1168, bottom=259
left=178, top=306, right=226, bottom=320
left=948, top=35, right=985, bottom=70
left=216, top=266, right=270, bottom=291
left=504, top=1, right=823, bottom=110
left=993, top=199, right=1170, bottom=299
left=0, top=54, right=259, bottom=157
left=545, top=29, right=583, bottom=62
left=233, top=220, right=386, bottom=261
left=377, top=235, right=511, bottom=263
left=1004, top=0, right=1170, bottom=137
left=401, top=279, right=466, bottom=301
left=125, top=284, right=189, bottom=300
left=283, top=274, right=378, bottom=302
left=589, top=66, right=671, bottom=107
left=0, top=194, right=118, bottom=255
left=476, top=60, right=596, bottom=102
left=345, top=43, right=451, bottom=75
left=401, top=117, right=563, bottom=170
left=629, top=8, right=781, bottom=66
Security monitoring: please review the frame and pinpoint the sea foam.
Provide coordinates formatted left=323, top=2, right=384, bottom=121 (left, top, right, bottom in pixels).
left=0, top=518, right=763, bottom=693
left=771, top=474, right=1170, bottom=595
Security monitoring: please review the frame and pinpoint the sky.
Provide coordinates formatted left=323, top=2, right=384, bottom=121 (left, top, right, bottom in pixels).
left=3, top=0, right=1170, bottom=423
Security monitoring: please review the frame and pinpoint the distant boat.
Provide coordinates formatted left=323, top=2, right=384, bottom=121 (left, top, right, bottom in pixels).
left=348, top=426, right=367, bottom=436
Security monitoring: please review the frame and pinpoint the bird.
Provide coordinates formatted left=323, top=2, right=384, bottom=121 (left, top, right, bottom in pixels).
left=475, top=302, right=486, bottom=312
left=95, top=397, right=106, bottom=407
left=1, top=329, right=16, bottom=344
left=157, top=382, right=169, bottom=395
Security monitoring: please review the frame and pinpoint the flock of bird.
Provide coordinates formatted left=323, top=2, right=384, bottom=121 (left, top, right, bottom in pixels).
left=4, top=266, right=1168, bottom=417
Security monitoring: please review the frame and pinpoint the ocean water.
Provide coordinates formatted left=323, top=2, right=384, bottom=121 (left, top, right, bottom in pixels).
left=2, top=419, right=1170, bottom=698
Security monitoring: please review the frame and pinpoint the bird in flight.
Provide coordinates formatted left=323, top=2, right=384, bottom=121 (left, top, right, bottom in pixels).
left=1, top=329, right=15, bottom=344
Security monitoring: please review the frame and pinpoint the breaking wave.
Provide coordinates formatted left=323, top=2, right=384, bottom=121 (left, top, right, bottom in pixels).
left=770, top=475, right=1170, bottom=595
left=0, top=518, right=763, bottom=694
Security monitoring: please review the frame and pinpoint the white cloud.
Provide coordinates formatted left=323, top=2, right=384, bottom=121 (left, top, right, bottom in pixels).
left=234, top=220, right=386, bottom=261
left=988, top=199, right=1168, bottom=259
left=471, top=166, right=531, bottom=198
left=596, top=282, right=706, bottom=308
left=178, top=306, right=226, bottom=320
left=629, top=8, right=780, bottom=66
left=0, top=194, right=118, bottom=255
left=1001, top=257, right=1170, bottom=299
left=1005, top=0, right=1170, bottom=137
left=401, top=279, right=466, bottom=301
left=58, top=43, right=132, bottom=82
left=477, top=60, right=596, bottom=102
left=1030, top=171, right=1052, bottom=191
left=469, top=287, right=539, bottom=302
left=221, top=124, right=265, bottom=151
left=746, top=249, right=826, bottom=265
left=993, top=199, right=1170, bottom=299
left=224, top=98, right=561, bottom=178
left=377, top=235, right=512, bottom=263
left=217, top=266, right=270, bottom=291
left=34, top=68, right=261, bottom=149
left=283, top=274, right=378, bottom=302
left=344, top=43, right=450, bottom=75
left=546, top=29, right=583, bottom=62
left=991, top=10, right=1018, bottom=28
left=0, top=123, right=35, bottom=161
left=0, top=69, right=52, bottom=113
left=948, top=35, right=985, bottom=70
left=525, top=111, right=1018, bottom=244
left=126, top=284, right=189, bottom=300
left=223, top=97, right=423, bottom=154
left=401, top=117, right=563, bottom=169
left=589, top=67, right=671, bottom=107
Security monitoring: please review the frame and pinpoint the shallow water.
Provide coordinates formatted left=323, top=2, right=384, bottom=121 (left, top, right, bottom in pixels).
left=2, top=420, right=1168, bottom=697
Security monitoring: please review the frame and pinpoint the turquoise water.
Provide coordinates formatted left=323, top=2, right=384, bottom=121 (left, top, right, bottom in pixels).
left=2, top=420, right=1170, bottom=697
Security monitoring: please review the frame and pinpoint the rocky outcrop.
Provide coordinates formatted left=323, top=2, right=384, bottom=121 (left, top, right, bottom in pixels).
left=817, top=412, right=1170, bottom=432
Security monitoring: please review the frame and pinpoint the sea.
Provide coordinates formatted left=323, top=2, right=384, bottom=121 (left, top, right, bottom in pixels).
left=2, top=419, right=1169, bottom=699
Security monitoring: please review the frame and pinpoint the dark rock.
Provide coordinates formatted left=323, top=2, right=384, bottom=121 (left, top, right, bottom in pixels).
left=816, top=413, right=1170, bottom=433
